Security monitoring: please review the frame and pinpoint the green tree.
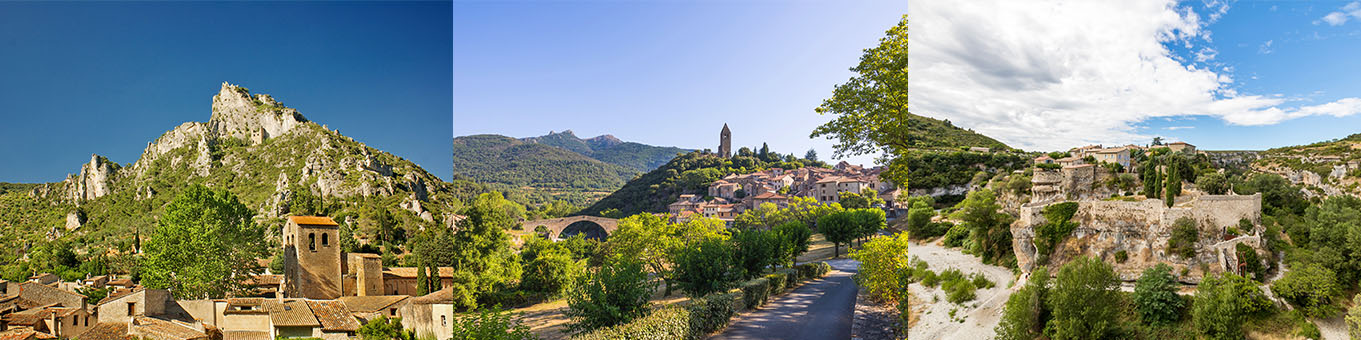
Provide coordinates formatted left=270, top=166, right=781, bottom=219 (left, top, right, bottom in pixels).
left=731, top=229, right=778, bottom=279
left=1165, top=160, right=1181, bottom=207
left=357, top=315, right=413, bottom=340
left=1133, top=263, right=1183, bottom=325
left=1196, top=172, right=1230, bottom=195
left=1045, top=256, right=1119, bottom=340
left=851, top=208, right=886, bottom=245
left=773, top=221, right=812, bottom=268
left=566, top=259, right=656, bottom=332
left=819, top=211, right=856, bottom=258
left=1193, top=272, right=1270, bottom=340
left=520, top=248, right=579, bottom=296
left=450, top=306, right=538, bottom=340
left=416, top=259, right=430, bottom=296
left=838, top=191, right=871, bottom=209
left=1272, top=262, right=1341, bottom=318
left=452, top=192, right=524, bottom=300
left=805, top=149, right=818, bottom=162
left=1347, top=293, right=1361, bottom=339
left=672, top=238, right=739, bottom=297
left=951, top=189, right=1014, bottom=264
left=1166, top=217, right=1199, bottom=259
left=808, top=16, right=915, bottom=187
left=995, top=267, right=1049, bottom=340
left=906, top=201, right=935, bottom=236
left=607, top=213, right=680, bottom=295
left=140, top=185, right=267, bottom=299
left=733, top=202, right=789, bottom=229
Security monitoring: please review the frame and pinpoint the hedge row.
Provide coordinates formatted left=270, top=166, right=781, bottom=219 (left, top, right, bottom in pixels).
left=574, top=262, right=834, bottom=339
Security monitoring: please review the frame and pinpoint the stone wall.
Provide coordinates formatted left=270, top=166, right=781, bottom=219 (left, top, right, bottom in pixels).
left=1012, top=193, right=1264, bottom=282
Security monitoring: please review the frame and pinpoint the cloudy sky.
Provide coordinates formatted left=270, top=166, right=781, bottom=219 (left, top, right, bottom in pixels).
left=911, top=0, right=1361, bottom=152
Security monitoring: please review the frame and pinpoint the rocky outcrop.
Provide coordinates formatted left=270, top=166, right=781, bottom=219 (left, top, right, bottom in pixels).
left=908, top=184, right=969, bottom=198
left=64, top=154, right=120, bottom=202
left=208, top=82, right=307, bottom=144
left=1012, top=194, right=1265, bottom=282
left=1030, top=165, right=1121, bottom=204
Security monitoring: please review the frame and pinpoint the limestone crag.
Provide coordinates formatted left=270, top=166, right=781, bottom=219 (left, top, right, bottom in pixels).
left=208, top=82, right=306, bottom=144
left=63, top=154, right=120, bottom=202
left=1012, top=194, right=1264, bottom=282
left=1029, top=165, right=1120, bottom=204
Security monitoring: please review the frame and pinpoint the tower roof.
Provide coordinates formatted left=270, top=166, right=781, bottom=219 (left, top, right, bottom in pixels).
left=722, top=123, right=730, bottom=133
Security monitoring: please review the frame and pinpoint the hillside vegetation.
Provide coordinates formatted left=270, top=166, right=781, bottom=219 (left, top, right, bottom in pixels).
left=0, top=82, right=472, bottom=281
left=452, top=131, right=689, bottom=206
left=579, top=149, right=824, bottom=216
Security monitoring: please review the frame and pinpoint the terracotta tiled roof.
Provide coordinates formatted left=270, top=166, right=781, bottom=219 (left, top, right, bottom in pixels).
left=305, top=301, right=361, bottom=332
left=17, top=282, right=84, bottom=308
left=411, top=287, right=453, bottom=305
left=383, top=267, right=454, bottom=279
left=287, top=216, right=338, bottom=226
left=129, top=316, right=208, bottom=340
left=337, top=296, right=409, bottom=313
left=751, top=192, right=786, bottom=199
left=0, top=328, right=57, bottom=340
left=221, top=331, right=270, bottom=340
left=107, top=279, right=133, bottom=287
left=2, top=313, right=44, bottom=327
left=77, top=322, right=132, bottom=340
left=261, top=300, right=319, bottom=327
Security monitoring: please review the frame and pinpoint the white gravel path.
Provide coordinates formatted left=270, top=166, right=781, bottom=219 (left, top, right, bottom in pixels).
left=907, top=241, right=1016, bottom=340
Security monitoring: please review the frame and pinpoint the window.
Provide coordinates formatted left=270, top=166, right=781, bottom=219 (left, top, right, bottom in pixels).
left=322, top=233, right=328, bottom=247
left=390, top=308, right=397, bottom=316
left=441, top=315, right=447, bottom=326
left=73, top=316, right=77, bottom=326
left=309, top=233, right=316, bottom=251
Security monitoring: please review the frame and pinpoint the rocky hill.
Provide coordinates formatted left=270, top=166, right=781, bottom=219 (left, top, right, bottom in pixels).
left=451, top=131, right=689, bottom=206
left=1251, top=133, right=1361, bottom=198
left=900, top=113, right=1013, bottom=151
left=0, top=82, right=475, bottom=266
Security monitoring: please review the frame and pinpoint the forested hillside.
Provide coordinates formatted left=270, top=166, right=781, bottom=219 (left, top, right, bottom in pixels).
left=579, top=149, right=824, bottom=216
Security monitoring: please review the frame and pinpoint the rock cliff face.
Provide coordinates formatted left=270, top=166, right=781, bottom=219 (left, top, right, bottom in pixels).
left=1030, top=165, right=1120, bottom=204
left=209, top=82, right=307, bottom=144
left=1012, top=194, right=1265, bottom=282
left=62, top=154, right=120, bottom=202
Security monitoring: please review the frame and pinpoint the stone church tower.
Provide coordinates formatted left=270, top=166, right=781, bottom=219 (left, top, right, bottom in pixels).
left=719, top=123, right=732, bottom=158
left=283, top=216, right=342, bottom=299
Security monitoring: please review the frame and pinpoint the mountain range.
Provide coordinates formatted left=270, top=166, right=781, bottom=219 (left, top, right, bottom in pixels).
left=451, top=131, right=689, bottom=206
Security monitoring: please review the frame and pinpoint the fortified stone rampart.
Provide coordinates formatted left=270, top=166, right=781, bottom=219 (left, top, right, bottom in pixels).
left=1013, top=193, right=1263, bottom=282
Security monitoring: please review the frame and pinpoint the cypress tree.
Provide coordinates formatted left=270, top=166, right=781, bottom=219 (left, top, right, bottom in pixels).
left=1165, top=161, right=1180, bottom=208
left=416, top=259, right=429, bottom=296
left=428, top=261, right=442, bottom=292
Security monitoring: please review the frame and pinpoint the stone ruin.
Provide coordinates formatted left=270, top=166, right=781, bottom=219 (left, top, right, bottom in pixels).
left=1011, top=193, right=1265, bottom=282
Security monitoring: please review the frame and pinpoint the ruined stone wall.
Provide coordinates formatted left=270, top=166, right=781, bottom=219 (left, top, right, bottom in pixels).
left=1012, top=193, right=1264, bottom=282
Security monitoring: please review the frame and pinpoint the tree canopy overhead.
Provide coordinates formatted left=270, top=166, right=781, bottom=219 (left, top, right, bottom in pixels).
left=140, top=185, right=268, bottom=299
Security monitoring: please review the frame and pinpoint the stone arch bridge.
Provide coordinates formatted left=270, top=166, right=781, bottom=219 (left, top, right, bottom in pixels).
left=520, top=216, right=619, bottom=241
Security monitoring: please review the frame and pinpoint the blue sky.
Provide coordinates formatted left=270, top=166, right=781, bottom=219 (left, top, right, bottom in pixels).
left=0, top=2, right=452, bottom=183
left=910, top=0, right=1361, bottom=152
left=454, top=0, right=907, bottom=167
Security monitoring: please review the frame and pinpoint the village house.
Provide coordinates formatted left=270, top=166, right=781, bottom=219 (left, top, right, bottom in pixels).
left=398, top=287, right=454, bottom=340
left=1166, top=141, right=1196, bottom=154
left=1092, top=147, right=1131, bottom=169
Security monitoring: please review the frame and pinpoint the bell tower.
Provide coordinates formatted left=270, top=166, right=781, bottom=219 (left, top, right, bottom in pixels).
left=719, top=124, right=732, bottom=158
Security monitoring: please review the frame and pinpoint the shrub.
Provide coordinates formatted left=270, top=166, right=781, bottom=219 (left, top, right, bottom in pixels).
left=566, top=259, right=656, bottom=332
left=1133, top=263, right=1183, bottom=326
left=1272, top=262, right=1341, bottom=318
left=1045, top=256, right=1119, bottom=340
left=687, top=292, right=739, bottom=336
left=741, top=278, right=771, bottom=309
left=449, top=306, right=536, bottom=340
left=572, top=306, right=691, bottom=340
left=944, top=278, right=977, bottom=303
left=766, top=273, right=788, bottom=294
left=1166, top=217, right=1199, bottom=259
left=1196, top=172, right=1230, bottom=194
left=942, top=222, right=970, bottom=247
left=519, top=249, right=579, bottom=296
left=970, top=272, right=995, bottom=289
left=1114, top=250, right=1128, bottom=263
left=906, top=203, right=938, bottom=237
left=920, top=270, right=941, bottom=287
left=851, top=233, right=912, bottom=303
left=357, top=316, right=414, bottom=340
left=1235, top=243, right=1264, bottom=282
left=1346, top=293, right=1361, bottom=339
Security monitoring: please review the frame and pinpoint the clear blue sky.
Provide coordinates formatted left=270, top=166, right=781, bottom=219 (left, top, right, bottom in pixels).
left=0, top=1, right=452, bottom=183
left=453, top=0, right=907, bottom=167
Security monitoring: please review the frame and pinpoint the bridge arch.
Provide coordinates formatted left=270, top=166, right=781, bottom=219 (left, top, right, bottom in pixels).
left=520, top=216, right=620, bottom=241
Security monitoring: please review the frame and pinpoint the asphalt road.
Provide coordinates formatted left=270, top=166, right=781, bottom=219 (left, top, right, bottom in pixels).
left=709, top=259, right=860, bottom=340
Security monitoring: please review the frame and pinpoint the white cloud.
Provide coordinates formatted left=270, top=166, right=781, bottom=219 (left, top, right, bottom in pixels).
left=1167, top=126, right=1194, bottom=130
left=1322, top=12, right=1349, bottom=26
left=1319, top=2, right=1361, bottom=26
left=1258, top=40, right=1273, bottom=54
left=910, top=0, right=1361, bottom=151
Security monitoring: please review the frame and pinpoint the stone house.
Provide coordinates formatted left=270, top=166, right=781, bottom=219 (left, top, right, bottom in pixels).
left=382, top=268, right=453, bottom=297
left=748, top=192, right=788, bottom=209
left=1092, top=147, right=1131, bottom=170
left=1167, top=142, right=1196, bottom=154
left=398, top=288, right=453, bottom=340
left=708, top=181, right=741, bottom=200
left=1034, top=155, right=1054, bottom=164
left=336, top=296, right=408, bottom=322
left=1055, top=156, right=1083, bottom=167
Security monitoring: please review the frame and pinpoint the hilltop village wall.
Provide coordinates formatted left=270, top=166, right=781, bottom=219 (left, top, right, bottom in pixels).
left=1011, top=193, right=1263, bottom=282
left=1031, top=165, right=1121, bottom=203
